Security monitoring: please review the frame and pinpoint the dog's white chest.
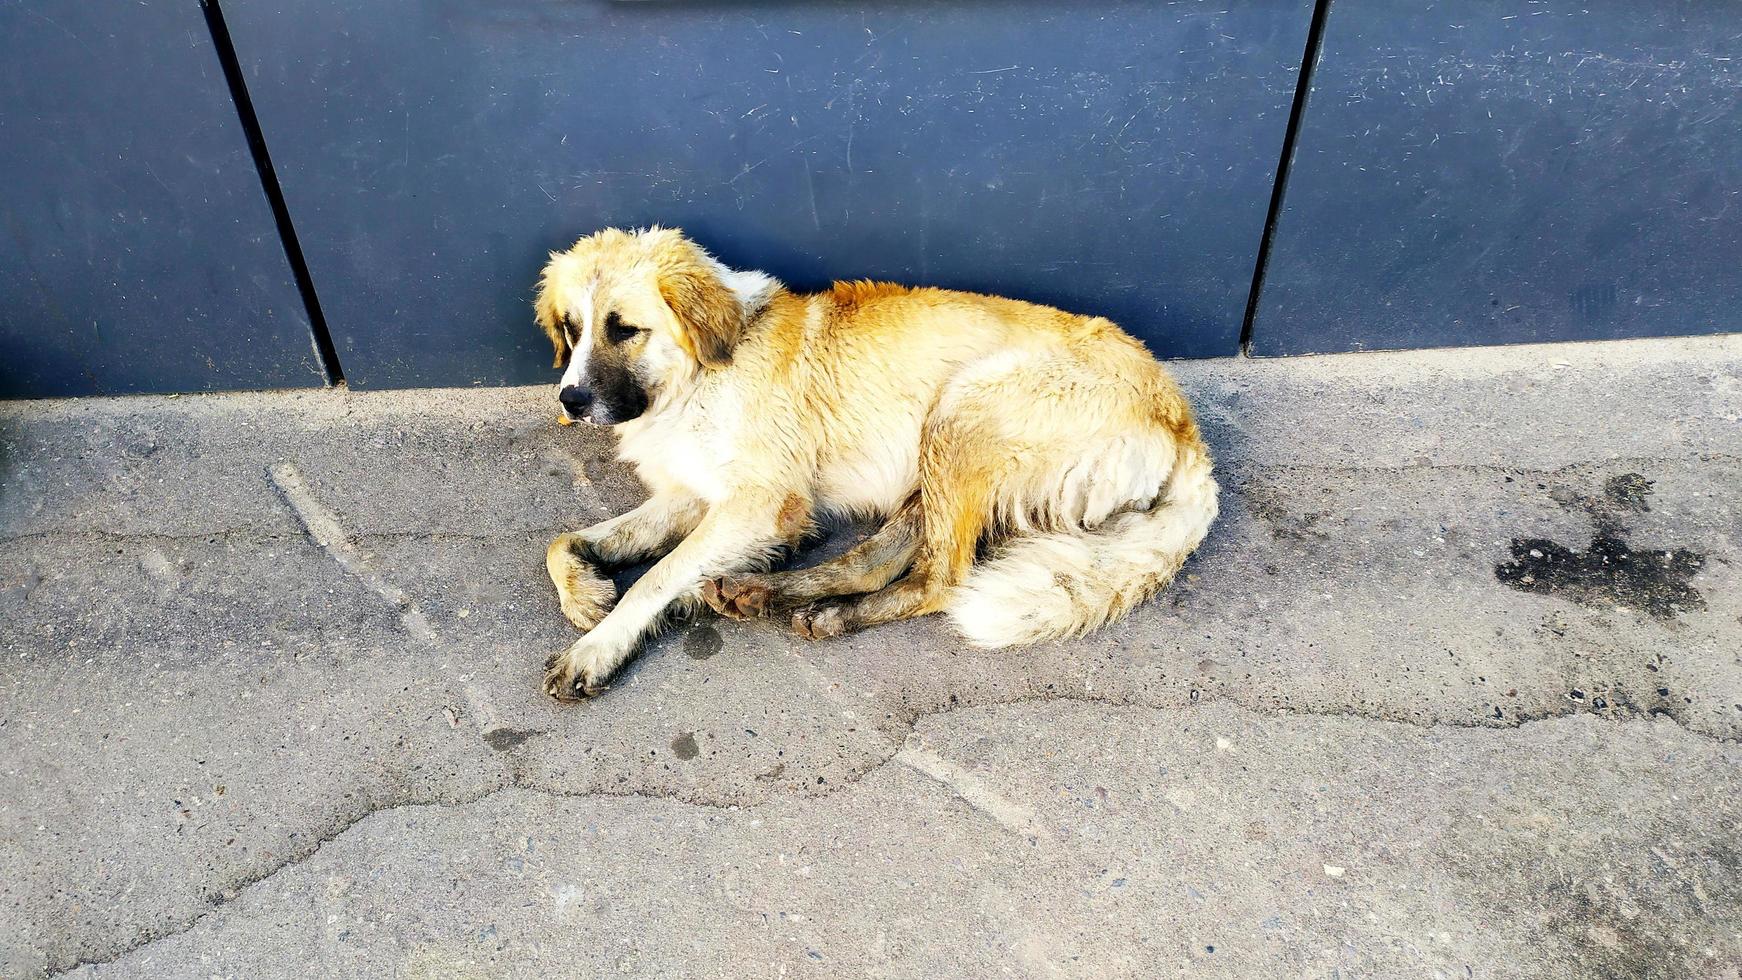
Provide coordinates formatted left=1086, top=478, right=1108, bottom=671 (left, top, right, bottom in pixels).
left=616, top=399, right=739, bottom=504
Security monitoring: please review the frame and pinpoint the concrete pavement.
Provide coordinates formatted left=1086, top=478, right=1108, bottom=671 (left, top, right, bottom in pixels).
left=2, top=334, right=1739, bottom=978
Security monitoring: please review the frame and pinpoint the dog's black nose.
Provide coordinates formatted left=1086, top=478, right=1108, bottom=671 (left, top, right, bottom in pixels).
left=558, top=385, right=593, bottom=414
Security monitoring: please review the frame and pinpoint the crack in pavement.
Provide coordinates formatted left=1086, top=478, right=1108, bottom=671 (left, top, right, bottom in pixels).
left=39, top=689, right=1737, bottom=978
left=41, top=777, right=748, bottom=979
left=1218, top=451, right=1742, bottom=481
left=0, top=527, right=593, bottom=548
left=872, top=679, right=1742, bottom=747
left=0, top=528, right=287, bottom=546
left=41, top=659, right=892, bottom=977
left=1264, top=697, right=1738, bottom=744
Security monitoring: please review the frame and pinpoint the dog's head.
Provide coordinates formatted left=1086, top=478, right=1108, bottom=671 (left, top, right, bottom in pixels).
left=533, top=227, right=776, bottom=426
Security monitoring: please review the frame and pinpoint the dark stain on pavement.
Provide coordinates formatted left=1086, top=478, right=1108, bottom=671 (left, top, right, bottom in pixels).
left=1497, top=536, right=1705, bottom=619
left=1599, top=472, right=1653, bottom=513
left=684, top=623, right=723, bottom=660
left=483, top=727, right=545, bottom=752
left=1238, top=479, right=1332, bottom=542
left=1496, top=473, right=1705, bottom=619
left=671, top=733, right=700, bottom=760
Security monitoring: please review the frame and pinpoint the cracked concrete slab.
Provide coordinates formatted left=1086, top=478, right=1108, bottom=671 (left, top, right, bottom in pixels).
left=2, top=334, right=1740, bottom=978
left=50, top=704, right=1742, bottom=980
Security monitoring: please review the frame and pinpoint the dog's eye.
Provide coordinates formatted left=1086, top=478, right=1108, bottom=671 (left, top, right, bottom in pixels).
left=604, top=312, right=643, bottom=345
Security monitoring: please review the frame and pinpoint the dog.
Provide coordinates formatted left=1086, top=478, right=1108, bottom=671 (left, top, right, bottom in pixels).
left=534, top=227, right=1218, bottom=700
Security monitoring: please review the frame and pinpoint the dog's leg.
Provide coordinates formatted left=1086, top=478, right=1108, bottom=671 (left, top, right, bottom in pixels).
left=547, top=492, right=704, bottom=631
left=788, top=573, right=932, bottom=640
left=544, top=491, right=803, bottom=699
left=703, top=498, right=922, bottom=619
left=788, top=497, right=981, bottom=638
left=558, top=492, right=707, bottom=568
left=791, top=415, right=995, bottom=640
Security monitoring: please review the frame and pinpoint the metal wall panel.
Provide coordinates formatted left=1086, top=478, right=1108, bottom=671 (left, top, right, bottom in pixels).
left=1252, top=1, right=1742, bottom=355
left=225, top=0, right=1313, bottom=388
left=0, top=0, right=325, bottom=398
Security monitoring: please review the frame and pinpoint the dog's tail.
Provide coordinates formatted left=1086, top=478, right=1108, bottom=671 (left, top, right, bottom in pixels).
left=945, top=441, right=1218, bottom=648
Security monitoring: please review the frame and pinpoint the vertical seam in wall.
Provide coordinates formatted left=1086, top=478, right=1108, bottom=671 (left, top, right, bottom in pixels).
left=1239, top=0, right=1334, bottom=357
left=199, top=0, right=345, bottom=386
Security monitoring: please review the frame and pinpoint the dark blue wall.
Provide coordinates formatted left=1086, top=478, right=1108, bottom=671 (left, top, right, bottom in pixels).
left=0, top=0, right=325, bottom=398
left=1251, top=0, right=1742, bottom=355
left=222, top=0, right=1313, bottom=388
left=4, top=1, right=1737, bottom=397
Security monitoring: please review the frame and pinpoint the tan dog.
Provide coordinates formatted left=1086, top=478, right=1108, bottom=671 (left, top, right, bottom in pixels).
left=534, top=227, right=1218, bottom=700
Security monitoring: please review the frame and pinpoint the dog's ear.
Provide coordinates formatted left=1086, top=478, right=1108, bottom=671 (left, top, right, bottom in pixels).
left=657, top=259, right=743, bottom=369
left=534, top=261, right=570, bottom=369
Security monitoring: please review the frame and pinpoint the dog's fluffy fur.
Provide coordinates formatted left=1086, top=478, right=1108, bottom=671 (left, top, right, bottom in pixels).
left=535, top=227, right=1217, bottom=700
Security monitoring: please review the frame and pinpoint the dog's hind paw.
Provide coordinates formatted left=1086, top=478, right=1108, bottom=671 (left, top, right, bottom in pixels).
left=790, top=603, right=847, bottom=641
left=702, top=576, right=772, bottom=620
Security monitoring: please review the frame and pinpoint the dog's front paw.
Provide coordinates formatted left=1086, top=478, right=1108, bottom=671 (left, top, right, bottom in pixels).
left=791, top=603, right=847, bottom=640
left=543, top=637, right=619, bottom=702
left=553, top=559, right=617, bottom=632
left=702, top=575, right=772, bottom=620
